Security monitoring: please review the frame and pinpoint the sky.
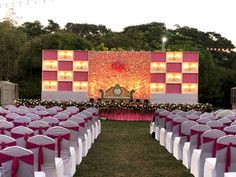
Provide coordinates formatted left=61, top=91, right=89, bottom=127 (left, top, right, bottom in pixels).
left=0, top=0, right=235, bottom=46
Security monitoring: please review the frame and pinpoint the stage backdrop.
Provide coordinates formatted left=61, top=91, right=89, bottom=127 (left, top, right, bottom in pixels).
left=41, top=50, right=198, bottom=103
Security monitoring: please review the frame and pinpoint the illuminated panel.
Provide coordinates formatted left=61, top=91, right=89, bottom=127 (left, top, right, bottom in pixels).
left=74, top=61, right=89, bottom=71
left=182, top=84, right=198, bottom=94
left=58, top=50, right=74, bottom=60
left=42, top=81, right=57, bottom=91
left=43, top=60, right=58, bottom=71
left=73, top=82, right=88, bottom=92
left=166, top=73, right=182, bottom=83
left=88, top=51, right=151, bottom=99
left=166, top=52, right=183, bottom=62
left=150, top=83, right=165, bottom=94
left=150, top=62, right=166, bottom=73
left=182, top=62, right=198, bottom=73
left=58, top=71, right=73, bottom=81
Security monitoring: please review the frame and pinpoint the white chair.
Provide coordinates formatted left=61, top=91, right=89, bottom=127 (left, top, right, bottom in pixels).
left=186, top=114, right=200, bottom=121
left=0, top=116, right=6, bottom=121
left=5, top=113, right=19, bottom=122
left=68, top=117, right=88, bottom=157
left=191, top=129, right=226, bottom=177
left=182, top=124, right=211, bottom=169
left=13, top=116, right=31, bottom=127
left=173, top=120, right=198, bottom=160
left=0, top=134, right=16, bottom=150
left=34, top=106, right=46, bottom=111
left=200, top=113, right=214, bottom=119
left=59, top=121, right=82, bottom=165
left=65, top=108, right=78, bottom=116
left=83, top=109, right=98, bottom=140
left=46, top=108, right=57, bottom=116
left=29, top=121, right=50, bottom=135
left=80, top=110, right=95, bottom=144
left=172, top=109, right=183, bottom=114
left=41, top=117, right=59, bottom=127
left=74, top=113, right=92, bottom=150
left=11, top=126, right=34, bottom=148
left=18, top=106, right=29, bottom=111
left=224, top=172, right=236, bottom=177
left=153, top=109, right=166, bottom=141
left=156, top=110, right=171, bottom=142
left=197, top=118, right=211, bottom=125
left=53, top=113, right=69, bottom=122
left=231, top=121, right=236, bottom=126
left=86, top=107, right=100, bottom=135
left=207, top=121, right=224, bottom=131
left=28, top=108, right=37, bottom=113
left=16, top=109, right=30, bottom=116
left=8, top=106, right=18, bottom=113
left=51, top=106, right=63, bottom=113
left=223, top=115, right=236, bottom=122
left=0, top=120, right=14, bottom=136
left=223, top=125, right=236, bottom=135
left=166, top=117, right=188, bottom=154
left=59, top=111, right=71, bottom=118
left=204, top=135, right=236, bottom=177
left=26, top=113, right=41, bottom=121
left=176, top=111, right=188, bottom=117
left=35, top=111, right=49, bottom=118
left=46, top=126, right=76, bottom=177
left=0, top=146, right=45, bottom=177
left=218, top=118, right=232, bottom=128
left=27, top=135, right=64, bottom=177
left=217, top=110, right=235, bottom=119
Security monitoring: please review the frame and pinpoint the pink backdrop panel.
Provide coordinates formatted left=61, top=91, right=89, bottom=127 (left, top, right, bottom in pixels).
left=183, top=52, right=198, bottom=62
left=42, top=71, right=57, bottom=80
left=182, top=73, right=198, bottom=83
left=151, top=73, right=166, bottom=83
left=151, top=52, right=166, bottom=62
left=58, top=81, right=72, bottom=91
left=43, top=50, right=57, bottom=60
left=166, top=63, right=182, bottom=72
left=58, top=61, right=73, bottom=70
left=74, top=51, right=88, bottom=61
left=166, top=84, right=181, bottom=93
left=74, top=72, right=88, bottom=81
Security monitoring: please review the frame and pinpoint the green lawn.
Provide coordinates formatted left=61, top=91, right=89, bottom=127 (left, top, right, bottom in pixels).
left=75, top=120, right=193, bottom=177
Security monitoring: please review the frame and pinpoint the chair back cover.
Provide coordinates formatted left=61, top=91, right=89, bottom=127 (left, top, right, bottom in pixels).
left=28, top=108, right=36, bottom=114
left=35, top=110, right=49, bottom=118
left=8, top=107, right=18, bottom=113
left=217, top=110, right=235, bottom=119
left=11, top=126, right=34, bottom=148
left=186, top=114, right=199, bottom=121
left=0, top=134, right=16, bottom=150
left=206, top=120, right=224, bottom=130
left=46, top=108, right=57, bottom=116
left=196, top=117, right=211, bottom=125
left=65, top=108, right=78, bottom=115
left=16, top=109, right=29, bottom=116
left=68, top=117, right=86, bottom=140
left=34, top=106, right=46, bottom=111
left=176, top=111, right=188, bottom=117
left=223, top=125, right=236, bottom=135
left=5, top=113, right=19, bottom=122
left=41, top=117, right=59, bottom=127
left=154, top=109, right=166, bottom=124
left=200, top=112, right=214, bottom=119
left=0, top=116, right=6, bottom=121
left=215, top=135, right=236, bottom=175
left=158, top=111, right=172, bottom=129
left=180, top=120, right=199, bottom=142
left=172, top=117, right=188, bottom=137
left=25, top=113, right=41, bottom=121
left=59, top=121, right=79, bottom=148
left=0, top=146, right=35, bottom=177
left=223, top=115, right=236, bottom=121
left=59, top=110, right=71, bottom=117
left=165, top=115, right=180, bottom=132
left=231, top=121, right=236, bottom=126
left=27, top=135, right=56, bottom=176
left=46, top=126, right=70, bottom=159
left=29, top=120, right=50, bottom=135
left=18, top=106, right=29, bottom=111
left=205, top=115, right=219, bottom=120
left=189, top=124, right=211, bottom=154
left=51, top=106, right=63, bottom=112
left=53, top=113, right=69, bottom=122
left=218, top=117, right=232, bottom=127
left=13, top=116, right=31, bottom=127
left=0, top=120, right=14, bottom=136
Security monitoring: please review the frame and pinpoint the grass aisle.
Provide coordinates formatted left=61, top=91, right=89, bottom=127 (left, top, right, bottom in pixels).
left=75, top=120, right=193, bottom=177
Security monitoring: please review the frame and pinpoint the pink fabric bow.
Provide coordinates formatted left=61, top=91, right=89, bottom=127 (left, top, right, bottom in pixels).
left=191, top=129, right=205, bottom=149
left=203, top=136, right=218, bottom=157
left=224, top=130, right=236, bottom=135
left=30, top=126, right=49, bottom=135
left=79, top=123, right=85, bottom=128
left=173, top=121, right=182, bottom=136
left=47, top=134, right=70, bottom=158
left=0, top=141, right=16, bottom=150
left=13, top=122, right=29, bottom=127
left=27, top=141, right=55, bottom=171
left=11, top=132, right=34, bottom=142
left=216, top=142, right=236, bottom=172
left=0, top=153, right=33, bottom=177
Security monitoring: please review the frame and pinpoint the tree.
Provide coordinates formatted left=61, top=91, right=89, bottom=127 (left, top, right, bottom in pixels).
left=45, top=19, right=60, bottom=33
left=19, top=21, right=46, bottom=38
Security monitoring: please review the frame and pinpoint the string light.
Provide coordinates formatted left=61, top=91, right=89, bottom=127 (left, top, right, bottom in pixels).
left=0, top=0, right=50, bottom=8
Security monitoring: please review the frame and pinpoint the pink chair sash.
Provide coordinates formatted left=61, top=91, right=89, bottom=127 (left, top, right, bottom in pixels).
left=0, top=141, right=16, bottom=150
left=84, top=118, right=91, bottom=123
left=216, top=142, right=236, bottom=172
left=79, top=123, right=85, bottom=128
left=11, top=132, right=34, bottom=142
left=179, top=132, right=190, bottom=142
left=13, top=122, right=29, bottom=127
left=47, top=134, right=70, bottom=158
left=172, top=122, right=181, bottom=135
left=0, top=153, right=33, bottom=177
left=30, top=127, right=49, bottom=135
left=224, top=130, right=236, bottom=135
left=0, top=127, right=13, bottom=134
left=27, top=141, right=55, bottom=171
left=51, top=123, right=59, bottom=127
left=191, top=129, right=205, bottom=149
left=203, top=137, right=218, bottom=157
left=93, top=113, right=98, bottom=116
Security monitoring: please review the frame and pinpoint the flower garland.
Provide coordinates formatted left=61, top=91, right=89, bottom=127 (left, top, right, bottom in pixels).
left=13, top=99, right=213, bottom=112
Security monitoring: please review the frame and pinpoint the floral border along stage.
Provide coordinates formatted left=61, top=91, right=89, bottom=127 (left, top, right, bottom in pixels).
left=13, top=99, right=213, bottom=113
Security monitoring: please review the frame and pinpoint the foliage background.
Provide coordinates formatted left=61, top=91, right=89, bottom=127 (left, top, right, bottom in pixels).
left=0, top=17, right=235, bottom=108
